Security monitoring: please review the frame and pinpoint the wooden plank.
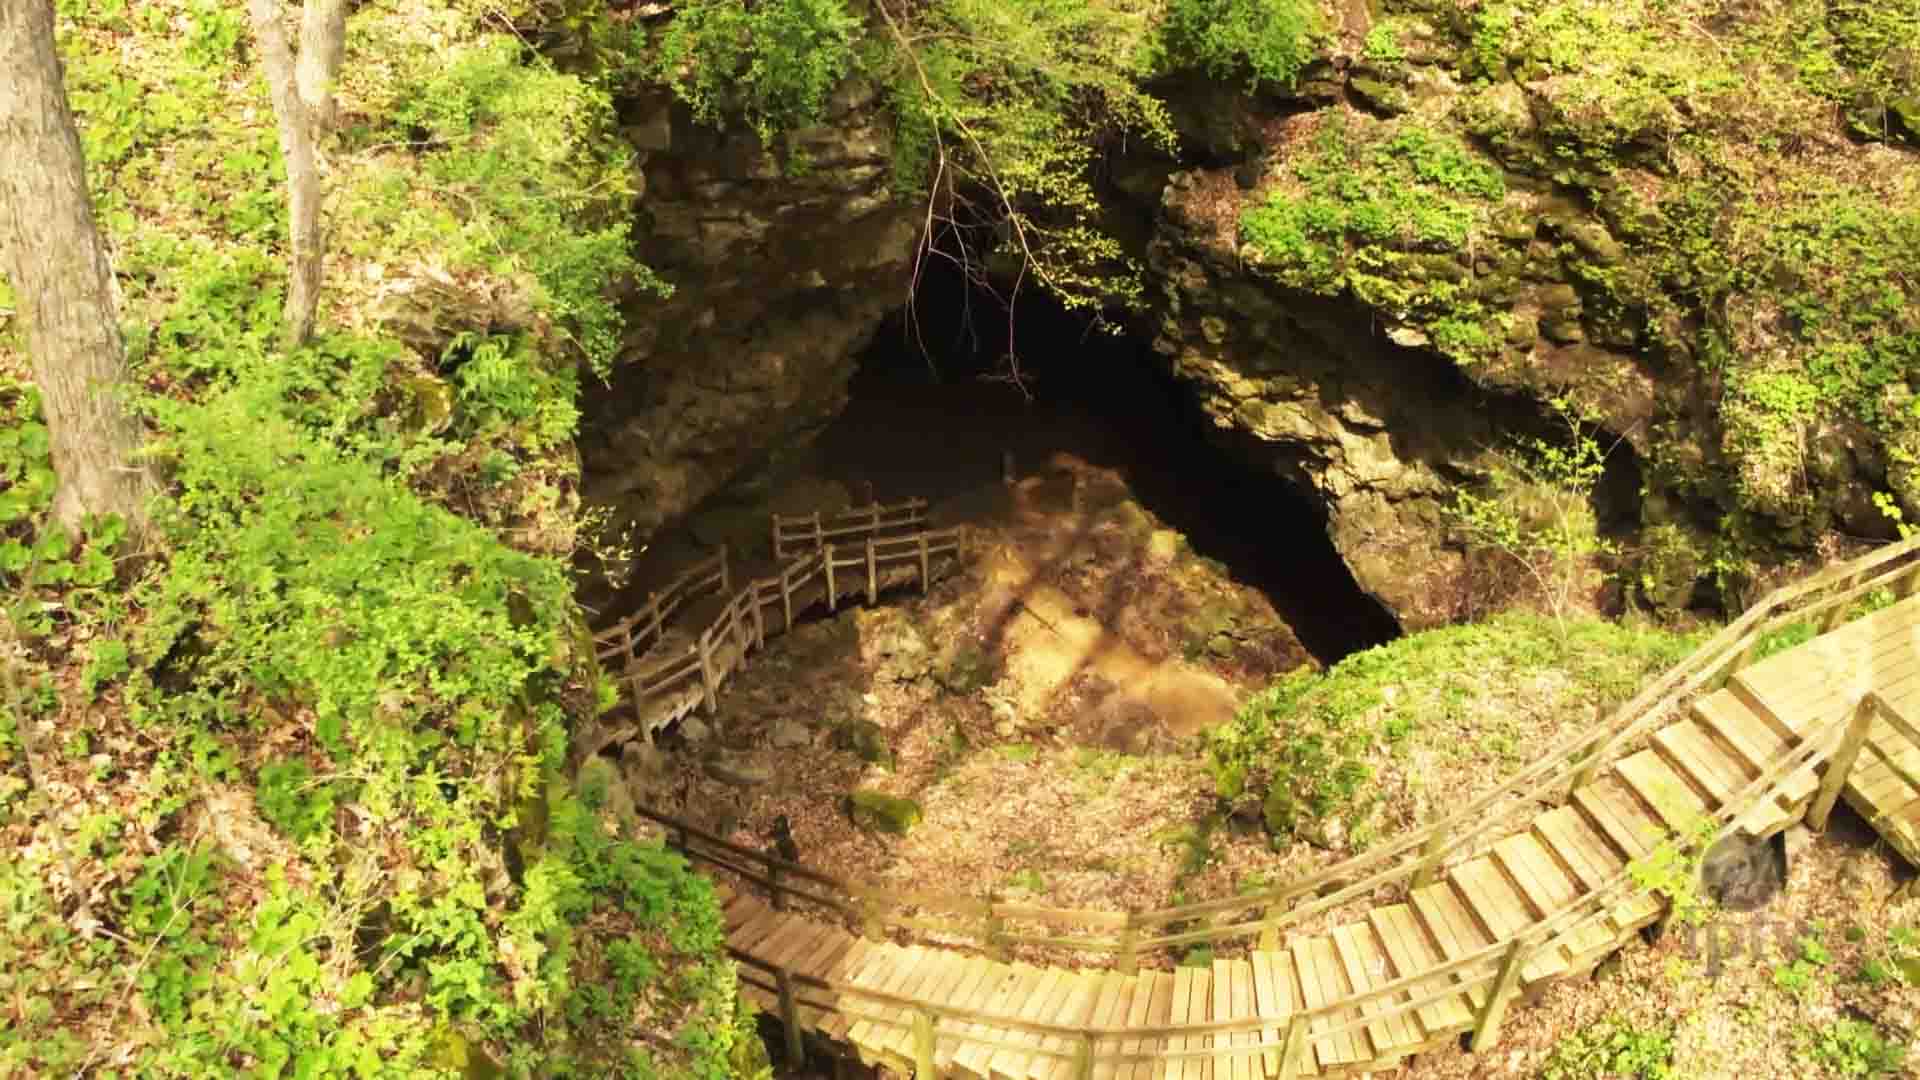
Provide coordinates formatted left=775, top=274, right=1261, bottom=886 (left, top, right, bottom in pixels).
left=1166, top=967, right=1198, bottom=1080
left=727, top=906, right=786, bottom=954
left=1327, top=925, right=1383, bottom=1059
left=1187, top=967, right=1214, bottom=1080
left=841, top=944, right=907, bottom=1052
left=1134, top=970, right=1174, bottom=1080
left=846, top=944, right=924, bottom=1058
left=1086, top=972, right=1132, bottom=1080
left=1492, top=834, right=1577, bottom=917
left=1202, top=959, right=1244, bottom=1080
left=1531, top=807, right=1621, bottom=893
left=815, top=937, right=872, bottom=1038
left=1694, top=691, right=1789, bottom=772
left=889, top=953, right=968, bottom=1065
left=1331, top=922, right=1407, bottom=1056
left=1408, top=885, right=1491, bottom=1011
left=1351, top=919, right=1422, bottom=1053
left=1229, top=959, right=1256, bottom=1080
left=1292, top=937, right=1358, bottom=1068
left=1574, top=777, right=1668, bottom=858
left=1249, top=951, right=1287, bottom=1076
left=931, top=957, right=997, bottom=1071
left=956, top=962, right=1031, bottom=1077
left=1653, top=721, right=1752, bottom=801
left=1448, top=857, right=1534, bottom=942
left=987, top=966, right=1066, bottom=1080
left=1368, top=904, right=1470, bottom=1034
left=1036, top=972, right=1102, bottom=1080
left=1616, top=750, right=1714, bottom=831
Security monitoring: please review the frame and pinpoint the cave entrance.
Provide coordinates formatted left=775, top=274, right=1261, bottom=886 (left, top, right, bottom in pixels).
left=816, top=256, right=1400, bottom=665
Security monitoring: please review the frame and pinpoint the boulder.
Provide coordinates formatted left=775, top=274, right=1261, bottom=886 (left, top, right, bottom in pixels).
left=1700, top=831, right=1785, bottom=912
left=704, top=752, right=773, bottom=788
left=833, top=718, right=893, bottom=767
left=769, top=719, right=812, bottom=749
left=847, top=790, right=922, bottom=835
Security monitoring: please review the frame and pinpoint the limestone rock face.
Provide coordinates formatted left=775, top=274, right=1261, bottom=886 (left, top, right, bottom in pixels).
left=1144, top=191, right=1508, bottom=629
left=579, top=88, right=917, bottom=541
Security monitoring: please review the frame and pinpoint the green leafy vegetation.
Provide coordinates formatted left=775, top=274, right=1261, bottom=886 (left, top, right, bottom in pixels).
left=0, top=0, right=755, bottom=1073
left=1209, top=613, right=1696, bottom=848
left=1447, top=399, right=1617, bottom=627
left=1542, top=1015, right=1677, bottom=1080
left=1240, top=115, right=1508, bottom=363
left=651, top=0, right=861, bottom=142
left=1157, top=0, right=1322, bottom=88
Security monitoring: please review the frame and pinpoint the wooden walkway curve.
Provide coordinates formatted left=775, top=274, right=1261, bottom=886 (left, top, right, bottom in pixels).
left=618, top=533, right=1920, bottom=1078
left=578, top=499, right=962, bottom=760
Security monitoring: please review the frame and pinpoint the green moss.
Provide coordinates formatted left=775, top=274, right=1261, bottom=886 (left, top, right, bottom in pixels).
left=848, top=789, right=923, bottom=834
left=1209, top=614, right=1698, bottom=846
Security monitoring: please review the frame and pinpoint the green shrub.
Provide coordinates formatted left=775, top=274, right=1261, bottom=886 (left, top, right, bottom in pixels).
left=653, top=0, right=861, bottom=141
left=1811, top=1019, right=1908, bottom=1077
left=1542, top=1015, right=1675, bottom=1079
left=1159, top=0, right=1320, bottom=88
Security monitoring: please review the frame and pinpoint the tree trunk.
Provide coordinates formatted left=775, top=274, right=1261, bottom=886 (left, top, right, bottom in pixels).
left=249, top=0, right=345, bottom=351
left=0, top=0, right=153, bottom=535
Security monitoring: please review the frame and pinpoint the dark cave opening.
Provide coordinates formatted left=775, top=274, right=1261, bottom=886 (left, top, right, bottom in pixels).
left=815, top=256, right=1402, bottom=665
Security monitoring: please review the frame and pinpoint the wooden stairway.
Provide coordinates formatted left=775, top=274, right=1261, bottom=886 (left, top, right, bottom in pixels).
left=707, top=593, right=1920, bottom=1079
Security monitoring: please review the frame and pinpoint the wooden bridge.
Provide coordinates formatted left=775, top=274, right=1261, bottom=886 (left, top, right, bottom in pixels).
left=580, top=499, right=963, bottom=758
left=619, top=533, right=1920, bottom=1078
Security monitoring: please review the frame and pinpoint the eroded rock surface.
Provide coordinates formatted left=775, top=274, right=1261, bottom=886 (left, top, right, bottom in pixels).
left=579, top=87, right=916, bottom=542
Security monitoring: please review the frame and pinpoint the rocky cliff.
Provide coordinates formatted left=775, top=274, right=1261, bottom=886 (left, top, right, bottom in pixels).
left=587, top=0, right=1919, bottom=630
left=578, top=83, right=919, bottom=539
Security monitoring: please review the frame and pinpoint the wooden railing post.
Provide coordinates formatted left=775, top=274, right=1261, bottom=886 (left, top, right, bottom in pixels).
left=812, top=512, right=824, bottom=552
left=984, top=896, right=1007, bottom=962
left=770, top=859, right=786, bottom=911
left=860, top=895, right=882, bottom=941
left=1570, top=740, right=1605, bottom=794
left=1820, top=576, right=1855, bottom=632
left=1071, top=1032, right=1093, bottom=1080
left=1258, top=907, right=1279, bottom=953
left=1898, top=564, right=1920, bottom=600
left=1810, top=694, right=1879, bottom=830
left=1471, top=937, right=1530, bottom=1052
left=1277, top=1014, right=1309, bottom=1080
left=912, top=1012, right=936, bottom=1078
left=1412, top=819, right=1451, bottom=889
left=1117, top=914, right=1140, bottom=975
left=772, top=515, right=783, bottom=562
left=866, top=538, right=879, bottom=605
left=919, top=532, right=931, bottom=594
left=752, top=589, right=766, bottom=649
left=776, top=966, right=805, bottom=1068
left=781, top=565, right=795, bottom=631
left=718, top=543, right=730, bottom=596
left=824, top=544, right=837, bottom=612
left=697, top=633, right=718, bottom=714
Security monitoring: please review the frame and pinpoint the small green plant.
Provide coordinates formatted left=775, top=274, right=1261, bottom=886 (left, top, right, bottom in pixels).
left=1158, top=0, right=1320, bottom=88
left=1626, top=820, right=1715, bottom=928
left=1542, top=1015, right=1675, bottom=1080
left=1448, top=399, right=1618, bottom=631
left=254, top=759, right=337, bottom=841
left=1810, top=1019, right=1907, bottom=1077
left=652, top=0, right=860, bottom=142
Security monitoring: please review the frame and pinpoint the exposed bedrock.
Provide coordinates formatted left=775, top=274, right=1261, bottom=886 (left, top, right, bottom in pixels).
left=578, top=84, right=919, bottom=543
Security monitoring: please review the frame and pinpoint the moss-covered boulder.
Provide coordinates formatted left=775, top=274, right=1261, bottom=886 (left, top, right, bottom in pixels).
left=833, top=718, right=894, bottom=766
left=847, top=790, right=922, bottom=834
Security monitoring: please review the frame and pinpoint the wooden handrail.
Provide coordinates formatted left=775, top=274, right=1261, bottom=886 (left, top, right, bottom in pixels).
left=722, top=681, right=1867, bottom=1073
left=630, top=532, right=1920, bottom=966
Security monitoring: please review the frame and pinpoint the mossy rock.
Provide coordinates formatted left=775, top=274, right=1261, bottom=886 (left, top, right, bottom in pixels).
left=935, top=645, right=997, bottom=695
left=847, top=789, right=921, bottom=834
left=832, top=718, right=894, bottom=767
left=394, top=372, right=454, bottom=435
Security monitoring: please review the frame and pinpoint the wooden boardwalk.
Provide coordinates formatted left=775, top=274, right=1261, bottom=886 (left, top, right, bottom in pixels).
left=634, top=539, right=1920, bottom=1078
left=581, top=499, right=961, bottom=757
